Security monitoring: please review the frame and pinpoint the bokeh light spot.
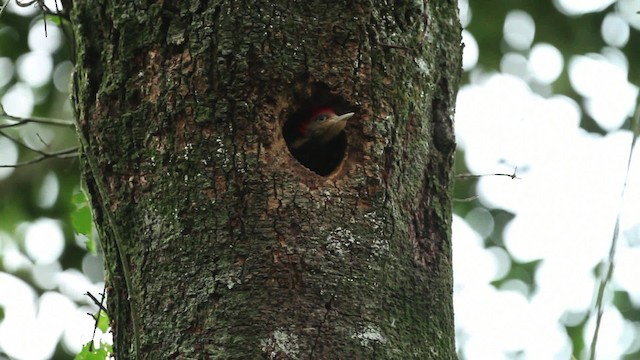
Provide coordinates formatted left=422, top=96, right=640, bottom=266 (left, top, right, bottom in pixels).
left=503, top=10, right=535, bottom=51
left=461, top=30, right=478, bottom=71
left=529, top=43, right=564, bottom=84
left=601, top=12, right=630, bottom=47
left=17, top=51, right=53, bottom=87
left=0, top=57, right=14, bottom=88
left=37, top=172, right=59, bottom=209
left=24, top=218, right=65, bottom=264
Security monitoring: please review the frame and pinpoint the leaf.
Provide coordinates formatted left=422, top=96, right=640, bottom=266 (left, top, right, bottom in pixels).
left=96, top=310, right=110, bottom=333
left=75, top=341, right=112, bottom=360
left=77, top=233, right=96, bottom=255
left=71, top=189, right=96, bottom=254
left=48, top=15, right=63, bottom=26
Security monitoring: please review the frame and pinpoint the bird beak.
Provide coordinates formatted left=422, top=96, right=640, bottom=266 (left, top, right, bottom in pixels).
left=328, top=112, right=354, bottom=131
left=320, top=112, right=354, bottom=141
left=334, top=112, right=355, bottom=124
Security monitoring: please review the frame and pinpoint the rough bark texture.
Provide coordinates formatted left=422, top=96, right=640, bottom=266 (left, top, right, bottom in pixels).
left=72, top=1, right=461, bottom=359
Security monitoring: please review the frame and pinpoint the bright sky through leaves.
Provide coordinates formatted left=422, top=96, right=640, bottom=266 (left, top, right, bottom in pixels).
left=454, top=0, right=640, bottom=358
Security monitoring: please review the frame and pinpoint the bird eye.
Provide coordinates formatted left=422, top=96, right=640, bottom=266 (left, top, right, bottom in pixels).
left=317, top=115, right=327, bottom=121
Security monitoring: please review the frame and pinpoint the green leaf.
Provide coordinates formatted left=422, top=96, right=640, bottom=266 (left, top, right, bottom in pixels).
left=96, top=310, right=110, bottom=333
left=0, top=305, right=4, bottom=322
left=71, top=190, right=91, bottom=232
left=75, top=341, right=112, bottom=360
left=80, top=233, right=96, bottom=255
left=71, top=189, right=95, bottom=254
left=48, top=15, right=63, bottom=26
left=75, top=310, right=111, bottom=359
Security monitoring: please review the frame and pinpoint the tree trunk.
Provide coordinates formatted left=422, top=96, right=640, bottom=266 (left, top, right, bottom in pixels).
left=71, top=1, right=461, bottom=358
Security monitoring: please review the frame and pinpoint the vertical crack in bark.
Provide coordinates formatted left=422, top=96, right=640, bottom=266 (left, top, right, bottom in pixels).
left=410, top=73, right=457, bottom=268
left=431, top=77, right=456, bottom=158
left=309, top=292, right=336, bottom=359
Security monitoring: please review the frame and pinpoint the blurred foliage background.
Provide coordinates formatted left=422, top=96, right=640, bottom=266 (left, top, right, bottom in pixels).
left=1, top=0, right=639, bottom=359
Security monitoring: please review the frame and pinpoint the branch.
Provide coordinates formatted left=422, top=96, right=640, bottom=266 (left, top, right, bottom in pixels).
left=453, top=167, right=520, bottom=203
left=1, top=129, right=53, bottom=155
left=456, top=167, right=521, bottom=180
left=453, top=196, right=479, bottom=203
left=0, top=147, right=78, bottom=168
left=0, top=0, right=8, bottom=17
left=85, top=287, right=108, bottom=352
left=0, top=115, right=75, bottom=130
left=85, top=290, right=109, bottom=314
left=0, top=106, right=78, bottom=167
left=15, top=0, right=55, bottom=14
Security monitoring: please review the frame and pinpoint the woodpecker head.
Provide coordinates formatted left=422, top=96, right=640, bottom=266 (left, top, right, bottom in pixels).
left=289, top=108, right=354, bottom=149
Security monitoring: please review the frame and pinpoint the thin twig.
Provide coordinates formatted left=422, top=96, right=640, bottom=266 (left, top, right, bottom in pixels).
left=15, top=0, right=52, bottom=12
left=589, top=87, right=640, bottom=360
left=0, top=107, right=77, bottom=166
left=15, top=0, right=39, bottom=7
left=15, top=0, right=60, bottom=37
left=453, top=168, right=520, bottom=202
left=456, top=168, right=521, bottom=180
left=0, top=0, right=9, bottom=18
left=453, top=195, right=479, bottom=203
left=35, top=132, right=49, bottom=148
left=0, top=129, right=56, bottom=155
left=0, top=115, right=75, bottom=129
left=86, top=285, right=108, bottom=351
left=85, top=290, right=108, bottom=314
left=0, top=147, right=78, bottom=168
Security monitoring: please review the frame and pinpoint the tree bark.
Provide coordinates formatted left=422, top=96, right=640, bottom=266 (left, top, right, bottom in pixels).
left=72, top=1, right=461, bottom=359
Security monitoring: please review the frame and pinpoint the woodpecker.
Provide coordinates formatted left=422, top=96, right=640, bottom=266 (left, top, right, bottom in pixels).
left=289, top=108, right=355, bottom=149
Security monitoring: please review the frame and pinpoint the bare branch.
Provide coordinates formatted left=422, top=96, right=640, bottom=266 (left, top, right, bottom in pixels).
left=0, top=129, right=54, bottom=156
left=0, top=147, right=78, bottom=168
left=0, top=115, right=75, bottom=130
left=15, top=0, right=53, bottom=13
left=456, top=167, right=521, bottom=180
left=86, top=291, right=109, bottom=313
left=0, top=0, right=9, bottom=17
left=453, top=196, right=479, bottom=203
left=86, top=286, right=108, bottom=351
left=0, top=107, right=77, bottom=167
left=35, top=132, right=50, bottom=148
left=15, top=0, right=39, bottom=7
